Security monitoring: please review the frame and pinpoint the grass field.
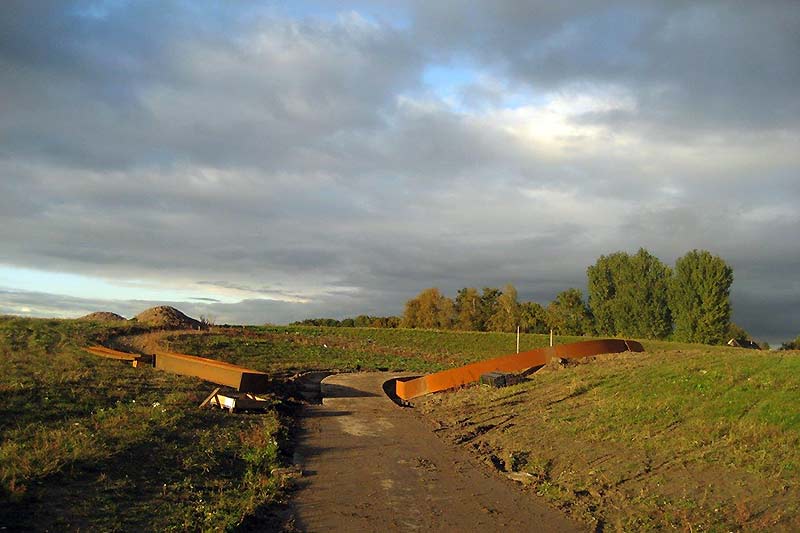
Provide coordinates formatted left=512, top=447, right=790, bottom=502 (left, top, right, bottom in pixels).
left=163, top=325, right=589, bottom=374
left=417, top=347, right=800, bottom=531
left=0, top=317, right=292, bottom=531
left=3, top=317, right=799, bottom=531
left=166, top=326, right=800, bottom=531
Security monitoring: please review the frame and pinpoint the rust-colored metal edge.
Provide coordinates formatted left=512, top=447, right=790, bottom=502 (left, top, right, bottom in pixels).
left=395, top=338, right=644, bottom=400
left=85, top=345, right=138, bottom=361
left=152, top=350, right=269, bottom=393
left=85, top=345, right=270, bottom=393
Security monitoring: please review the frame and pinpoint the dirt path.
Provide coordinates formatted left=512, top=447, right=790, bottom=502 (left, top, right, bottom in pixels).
left=291, top=372, right=583, bottom=532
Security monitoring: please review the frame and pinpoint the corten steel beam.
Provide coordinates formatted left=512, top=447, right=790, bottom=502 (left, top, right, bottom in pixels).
left=395, top=339, right=644, bottom=400
left=86, top=345, right=138, bottom=361
left=153, top=350, right=269, bottom=393
left=86, top=345, right=269, bottom=393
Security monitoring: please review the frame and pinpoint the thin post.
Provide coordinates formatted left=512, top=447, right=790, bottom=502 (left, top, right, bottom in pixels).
left=516, top=326, right=520, bottom=353
left=550, top=328, right=554, bottom=347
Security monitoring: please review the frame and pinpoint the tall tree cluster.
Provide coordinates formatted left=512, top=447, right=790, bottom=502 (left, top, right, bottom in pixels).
left=587, top=249, right=672, bottom=339
left=668, top=250, right=734, bottom=345
left=588, top=248, right=734, bottom=344
left=546, top=288, right=593, bottom=336
left=300, top=248, right=737, bottom=345
left=401, top=288, right=454, bottom=329
left=398, top=248, right=735, bottom=345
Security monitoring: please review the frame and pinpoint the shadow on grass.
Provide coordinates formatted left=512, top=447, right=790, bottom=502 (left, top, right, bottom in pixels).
left=0, top=409, right=257, bottom=532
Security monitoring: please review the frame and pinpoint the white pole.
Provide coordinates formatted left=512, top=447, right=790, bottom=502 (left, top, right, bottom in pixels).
left=516, top=325, right=520, bottom=353
left=550, top=328, right=554, bottom=347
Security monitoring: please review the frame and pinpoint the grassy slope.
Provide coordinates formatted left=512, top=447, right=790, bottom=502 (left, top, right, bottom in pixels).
left=417, top=346, right=800, bottom=531
left=168, top=326, right=800, bottom=531
left=0, top=317, right=291, bottom=531
left=5, top=320, right=799, bottom=531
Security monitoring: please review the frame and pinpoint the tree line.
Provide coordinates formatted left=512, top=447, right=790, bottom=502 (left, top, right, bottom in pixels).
left=292, top=315, right=400, bottom=328
left=297, top=249, right=761, bottom=346
left=781, top=336, right=800, bottom=351
left=402, top=249, right=744, bottom=345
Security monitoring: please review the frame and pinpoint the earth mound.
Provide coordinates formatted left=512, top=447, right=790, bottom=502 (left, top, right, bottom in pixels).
left=79, top=311, right=127, bottom=322
left=133, top=306, right=202, bottom=330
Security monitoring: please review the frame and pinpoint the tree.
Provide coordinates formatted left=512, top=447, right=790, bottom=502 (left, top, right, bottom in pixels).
left=199, top=314, right=216, bottom=330
left=437, top=297, right=455, bottom=329
left=353, top=315, right=373, bottom=327
left=622, top=249, right=672, bottom=339
left=487, top=284, right=521, bottom=332
left=477, top=287, right=502, bottom=331
left=587, top=252, right=627, bottom=335
left=727, top=323, right=750, bottom=345
left=454, top=287, right=481, bottom=331
left=520, top=301, right=548, bottom=333
left=293, top=318, right=342, bottom=326
left=587, top=249, right=671, bottom=339
left=669, top=250, right=733, bottom=345
left=401, top=298, right=420, bottom=328
left=546, top=288, right=593, bottom=336
left=401, top=288, right=454, bottom=329
left=781, top=336, right=800, bottom=351
left=371, top=316, right=400, bottom=328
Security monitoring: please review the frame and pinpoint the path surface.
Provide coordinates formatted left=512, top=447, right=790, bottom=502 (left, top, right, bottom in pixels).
left=291, top=372, right=583, bottom=532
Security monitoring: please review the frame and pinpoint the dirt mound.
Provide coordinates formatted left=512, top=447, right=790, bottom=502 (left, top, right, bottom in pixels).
left=79, top=311, right=127, bottom=322
left=133, top=306, right=202, bottom=330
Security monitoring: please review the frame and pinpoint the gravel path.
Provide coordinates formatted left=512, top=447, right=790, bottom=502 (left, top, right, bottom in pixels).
left=291, top=372, right=583, bottom=532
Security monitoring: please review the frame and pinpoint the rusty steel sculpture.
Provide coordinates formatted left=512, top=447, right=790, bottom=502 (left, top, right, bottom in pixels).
left=86, top=345, right=269, bottom=393
left=395, top=339, right=644, bottom=400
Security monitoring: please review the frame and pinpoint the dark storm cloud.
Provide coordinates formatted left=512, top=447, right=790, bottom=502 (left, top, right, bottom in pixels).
left=410, top=1, right=800, bottom=135
left=1, top=1, right=799, bottom=343
left=1, top=1, right=421, bottom=172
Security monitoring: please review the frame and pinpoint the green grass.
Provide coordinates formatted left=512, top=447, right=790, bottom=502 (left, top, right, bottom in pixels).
left=0, top=317, right=292, bottom=531
left=416, top=345, right=800, bottom=531
left=6, top=317, right=798, bottom=531
left=163, top=325, right=590, bottom=374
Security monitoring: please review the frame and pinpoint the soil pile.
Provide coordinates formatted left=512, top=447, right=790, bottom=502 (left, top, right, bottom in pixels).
left=79, top=311, right=127, bottom=322
left=133, top=306, right=202, bottom=330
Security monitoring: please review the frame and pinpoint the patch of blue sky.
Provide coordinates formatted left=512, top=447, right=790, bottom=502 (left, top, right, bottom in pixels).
left=70, top=1, right=411, bottom=31
left=421, top=61, right=480, bottom=111
left=423, top=62, right=478, bottom=90
left=0, top=265, right=237, bottom=304
left=275, top=1, right=411, bottom=29
left=71, top=0, right=131, bottom=20
left=421, top=61, right=549, bottom=113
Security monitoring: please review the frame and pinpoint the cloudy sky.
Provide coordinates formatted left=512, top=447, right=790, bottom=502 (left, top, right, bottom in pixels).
left=1, top=1, right=798, bottom=344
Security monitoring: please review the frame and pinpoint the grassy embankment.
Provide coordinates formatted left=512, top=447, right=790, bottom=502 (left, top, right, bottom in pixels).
left=416, top=346, right=800, bottom=531
left=5, top=319, right=799, bottom=531
left=169, top=326, right=800, bottom=531
left=0, top=317, right=291, bottom=531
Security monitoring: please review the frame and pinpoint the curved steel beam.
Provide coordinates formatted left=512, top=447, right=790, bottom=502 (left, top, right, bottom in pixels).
left=395, top=339, right=644, bottom=400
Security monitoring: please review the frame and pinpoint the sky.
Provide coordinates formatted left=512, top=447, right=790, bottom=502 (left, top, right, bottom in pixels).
left=1, top=1, right=799, bottom=344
